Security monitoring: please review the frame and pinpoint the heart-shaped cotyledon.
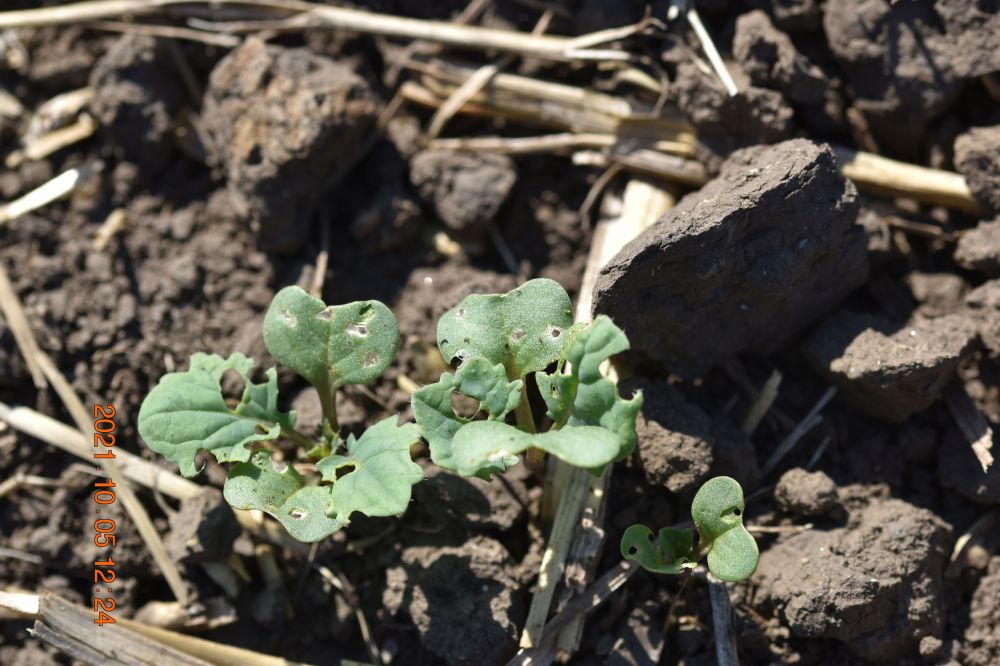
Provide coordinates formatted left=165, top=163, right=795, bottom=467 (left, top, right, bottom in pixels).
left=691, top=476, right=759, bottom=582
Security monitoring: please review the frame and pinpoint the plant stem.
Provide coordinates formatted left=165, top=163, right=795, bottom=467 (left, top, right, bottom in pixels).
left=318, top=384, right=339, bottom=440
left=281, top=427, right=317, bottom=450
left=514, top=393, right=537, bottom=433
left=507, top=365, right=543, bottom=466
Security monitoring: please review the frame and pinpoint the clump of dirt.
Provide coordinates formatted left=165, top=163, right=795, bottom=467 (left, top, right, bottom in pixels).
left=622, top=378, right=758, bottom=494
left=594, top=139, right=866, bottom=376
left=934, top=0, right=1000, bottom=78
left=801, top=311, right=977, bottom=422
left=201, top=37, right=380, bottom=253
left=906, top=272, right=969, bottom=318
left=382, top=535, right=526, bottom=666
left=89, top=34, right=184, bottom=169
left=672, top=60, right=795, bottom=171
left=822, top=0, right=960, bottom=157
left=955, top=217, right=1000, bottom=276
left=409, top=150, right=518, bottom=240
left=754, top=495, right=951, bottom=661
left=163, top=488, right=241, bottom=564
left=962, top=556, right=1000, bottom=665
left=954, top=125, right=1000, bottom=214
left=965, top=280, right=1000, bottom=355
left=732, top=10, right=828, bottom=105
left=773, top=468, right=838, bottom=518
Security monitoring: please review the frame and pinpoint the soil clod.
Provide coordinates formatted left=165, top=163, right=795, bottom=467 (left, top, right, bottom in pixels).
left=382, top=535, right=525, bottom=665
left=409, top=150, right=517, bottom=240
left=755, top=496, right=951, bottom=661
left=823, top=0, right=960, bottom=157
left=733, top=10, right=828, bottom=106
left=594, top=139, right=866, bottom=376
left=164, top=488, right=241, bottom=564
left=962, top=557, right=1000, bottom=666
left=954, top=125, right=1000, bottom=215
left=202, top=37, right=380, bottom=253
left=802, top=311, right=977, bottom=422
left=774, top=468, right=838, bottom=518
left=89, top=34, right=183, bottom=169
left=955, top=217, right=1000, bottom=276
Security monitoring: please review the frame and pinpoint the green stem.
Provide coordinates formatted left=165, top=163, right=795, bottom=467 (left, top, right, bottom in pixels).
left=318, top=383, right=339, bottom=440
left=508, top=364, right=543, bottom=467
left=281, top=427, right=320, bottom=451
left=507, top=365, right=536, bottom=434
left=514, top=392, right=537, bottom=433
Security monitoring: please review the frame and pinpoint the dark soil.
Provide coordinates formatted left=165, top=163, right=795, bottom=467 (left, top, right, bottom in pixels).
left=593, top=139, right=867, bottom=376
left=2, top=1, right=999, bottom=665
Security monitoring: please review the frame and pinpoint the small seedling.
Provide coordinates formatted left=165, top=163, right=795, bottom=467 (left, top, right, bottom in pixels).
left=411, top=278, right=643, bottom=479
left=621, top=476, right=759, bottom=582
left=138, top=286, right=421, bottom=542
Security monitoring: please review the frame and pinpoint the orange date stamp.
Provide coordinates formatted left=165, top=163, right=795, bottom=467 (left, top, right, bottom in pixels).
left=92, top=403, right=118, bottom=627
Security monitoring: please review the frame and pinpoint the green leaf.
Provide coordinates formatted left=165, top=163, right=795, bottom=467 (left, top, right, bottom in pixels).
left=263, top=286, right=399, bottom=391
left=411, top=373, right=513, bottom=480
left=450, top=420, right=621, bottom=477
left=437, top=278, right=573, bottom=377
left=691, top=476, right=759, bottom=582
left=138, top=353, right=294, bottom=477
left=224, top=452, right=344, bottom=543
left=454, top=358, right=523, bottom=420
left=535, top=316, right=643, bottom=459
left=411, top=373, right=467, bottom=472
left=316, top=416, right=423, bottom=521
left=620, top=525, right=696, bottom=575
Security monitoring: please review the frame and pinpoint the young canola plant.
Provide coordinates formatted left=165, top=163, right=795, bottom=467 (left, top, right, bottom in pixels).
left=138, top=279, right=758, bottom=581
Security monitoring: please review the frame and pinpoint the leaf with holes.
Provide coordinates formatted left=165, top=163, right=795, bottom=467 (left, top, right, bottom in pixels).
left=449, top=420, right=621, bottom=478
left=535, top=315, right=643, bottom=460
left=692, top=476, right=759, bottom=582
left=437, top=278, right=573, bottom=378
left=224, top=452, right=344, bottom=542
left=316, top=416, right=422, bottom=521
left=138, top=353, right=294, bottom=477
left=454, top=358, right=523, bottom=419
left=620, top=525, right=696, bottom=575
left=411, top=373, right=465, bottom=471
left=263, top=286, right=399, bottom=392
left=410, top=372, right=516, bottom=480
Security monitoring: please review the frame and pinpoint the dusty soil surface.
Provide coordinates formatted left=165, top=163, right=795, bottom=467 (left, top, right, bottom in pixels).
left=1, top=1, right=999, bottom=665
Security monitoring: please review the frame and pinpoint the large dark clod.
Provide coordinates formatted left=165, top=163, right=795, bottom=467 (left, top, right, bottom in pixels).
left=801, top=311, right=977, bottom=422
left=621, top=378, right=758, bottom=493
left=733, top=10, right=828, bottom=105
left=202, top=37, right=380, bottom=253
left=593, top=139, right=866, bottom=376
left=673, top=61, right=795, bottom=172
left=382, top=536, right=525, bottom=665
left=823, top=0, right=960, bottom=158
left=965, top=279, right=1000, bottom=356
left=935, top=0, right=1000, bottom=78
left=955, top=126, right=1000, bottom=215
left=962, top=558, right=1000, bottom=665
left=409, top=150, right=517, bottom=239
left=955, top=217, right=1000, bottom=276
left=755, top=497, right=950, bottom=661
left=89, top=34, right=183, bottom=168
